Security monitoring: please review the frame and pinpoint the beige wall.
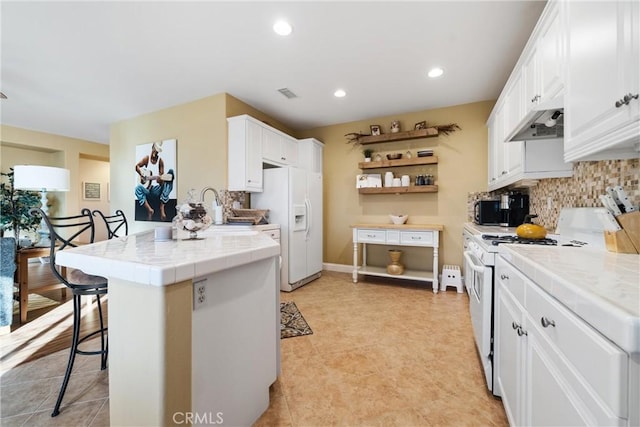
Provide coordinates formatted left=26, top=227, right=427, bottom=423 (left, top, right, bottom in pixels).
left=79, top=157, right=110, bottom=241
left=298, top=101, right=493, bottom=271
left=0, top=125, right=109, bottom=224
left=110, top=94, right=227, bottom=234
left=110, top=93, right=297, bottom=234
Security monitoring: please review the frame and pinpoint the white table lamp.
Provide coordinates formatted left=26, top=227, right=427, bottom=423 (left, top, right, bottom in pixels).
left=13, top=165, right=71, bottom=246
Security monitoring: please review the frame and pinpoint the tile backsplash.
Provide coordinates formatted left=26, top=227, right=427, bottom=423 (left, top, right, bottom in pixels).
left=468, top=158, right=639, bottom=231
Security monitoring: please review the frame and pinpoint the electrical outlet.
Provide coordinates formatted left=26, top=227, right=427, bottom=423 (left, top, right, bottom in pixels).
left=194, top=279, right=207, bottom=308
left=547, top=197, right=553, bottom=210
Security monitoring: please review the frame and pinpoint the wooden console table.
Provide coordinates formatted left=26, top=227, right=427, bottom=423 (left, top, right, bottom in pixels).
left=16, top=246, right=65, bottom=323
left=351, top=224, right=444, bottom=293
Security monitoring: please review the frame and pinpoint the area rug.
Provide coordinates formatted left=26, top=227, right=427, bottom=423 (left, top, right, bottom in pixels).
left=280, top=301, right=313, bottom=339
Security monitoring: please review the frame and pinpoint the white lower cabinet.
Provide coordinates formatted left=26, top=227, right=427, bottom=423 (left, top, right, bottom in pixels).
left=495, top=257, right=628, bottom=426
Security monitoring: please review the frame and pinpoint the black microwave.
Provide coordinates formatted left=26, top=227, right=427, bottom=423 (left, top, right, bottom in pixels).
left=474, top=200, right=501, bottom=225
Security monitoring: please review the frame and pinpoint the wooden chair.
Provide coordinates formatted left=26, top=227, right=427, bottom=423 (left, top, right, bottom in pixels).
left=92, top=209, right=128, bottom=239
left=30, top=207, right=108, bottom=417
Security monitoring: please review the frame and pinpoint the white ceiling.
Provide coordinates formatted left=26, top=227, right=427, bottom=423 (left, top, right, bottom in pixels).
left=1, top=1, right=546, bottom=145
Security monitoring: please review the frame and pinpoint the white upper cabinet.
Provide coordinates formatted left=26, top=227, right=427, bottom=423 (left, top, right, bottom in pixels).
left=228, top=114, right=302, bottom=192
left=262, top=128, right=298, bottom=167
left=488, top=105, right=507, bottom=188
left=504, top=0, right=565, bottom=142
left=228, top=115, right=264, bottom=192
left=297, top=138, right=324, bottom=174
left=527, top=1, right=565, bottom=113
left=565, top=0, right=640, bottom=161
left=487, top=0, right=573, bottom=192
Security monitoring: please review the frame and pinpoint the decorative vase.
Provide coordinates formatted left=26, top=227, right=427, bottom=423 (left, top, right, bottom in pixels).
left=386, top=249, right=405, bottom=275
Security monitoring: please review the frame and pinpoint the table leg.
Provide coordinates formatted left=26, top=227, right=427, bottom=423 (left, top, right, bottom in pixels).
left=432, top=246, right=439, bottom=293
left=18, top=254, right=28, bottom=323
left=352, top=242, right=358, bottom=283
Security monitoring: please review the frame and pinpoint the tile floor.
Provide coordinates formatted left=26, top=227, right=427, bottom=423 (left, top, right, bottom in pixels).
left=0, top=271, right=507, bottom=426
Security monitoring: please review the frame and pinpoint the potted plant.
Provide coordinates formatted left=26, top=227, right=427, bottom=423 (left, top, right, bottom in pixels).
left=0, top=168, right=42, bottom=243
left=362, top=148, right=374, bottom=162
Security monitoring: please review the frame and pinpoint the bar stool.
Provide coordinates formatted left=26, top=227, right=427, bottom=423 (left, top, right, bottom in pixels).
left=92, top=209, right=128, bottom=239
left=30, top=208, right=109, bottom=417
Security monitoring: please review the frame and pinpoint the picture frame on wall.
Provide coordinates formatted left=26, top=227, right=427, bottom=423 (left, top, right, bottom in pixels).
left=134, top=138, right=177, bottom=222
left=414, top=121, right=427, bottom=130
left=370, top=125, right=381, bottom=136
left=82, top=182, right=101, bottom=200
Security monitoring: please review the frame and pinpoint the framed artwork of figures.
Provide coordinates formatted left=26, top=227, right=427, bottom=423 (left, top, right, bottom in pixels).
left=134, top=139, right=177, bottom=222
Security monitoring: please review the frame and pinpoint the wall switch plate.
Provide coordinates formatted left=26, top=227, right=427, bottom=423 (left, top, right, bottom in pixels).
left=194, top=278, right=207, bottom=309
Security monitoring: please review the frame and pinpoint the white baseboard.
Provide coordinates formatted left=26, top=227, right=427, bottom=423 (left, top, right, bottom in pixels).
left=322, top=263, right=353, bottom=274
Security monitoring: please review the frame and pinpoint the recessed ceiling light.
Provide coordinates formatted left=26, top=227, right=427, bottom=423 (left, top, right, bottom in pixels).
left=427, top=67, right=444, bottom=78
left=273, top=20, right=292, bottom=36
left=334, top=89, right=346, bottom=98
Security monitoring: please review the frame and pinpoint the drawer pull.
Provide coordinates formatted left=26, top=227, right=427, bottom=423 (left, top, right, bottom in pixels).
left=541, top=317, right=556, bottom=328
left=367, top=234, right=376, bottom=238
left=517, top=327, right=528, bottom=337
left=500, top=274, right=509, bottom=280
left=411, top=236, right=422, bottom=240
left=512, top=321, right=520, bottom=330
left=615, top=93, right=639, bottom=108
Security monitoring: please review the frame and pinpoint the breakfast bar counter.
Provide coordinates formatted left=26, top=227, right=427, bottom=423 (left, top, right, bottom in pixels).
left=56, top=229, right=280, bottom=426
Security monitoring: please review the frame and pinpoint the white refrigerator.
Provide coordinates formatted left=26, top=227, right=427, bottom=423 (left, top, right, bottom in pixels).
left=252, top=167, right=322, bottom=291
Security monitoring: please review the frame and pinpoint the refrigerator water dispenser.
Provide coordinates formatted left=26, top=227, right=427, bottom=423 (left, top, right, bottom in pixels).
left=293, top=204, right=307, bottom=231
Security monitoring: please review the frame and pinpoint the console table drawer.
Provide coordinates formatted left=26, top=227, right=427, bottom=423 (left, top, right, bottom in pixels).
left=357, top=229, right=386, bottom=243
left=400, top=231, right=434, bottom=246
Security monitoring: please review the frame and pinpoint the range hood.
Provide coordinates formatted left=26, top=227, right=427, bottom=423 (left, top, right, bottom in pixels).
left=505, top=96, right=564, bottom=142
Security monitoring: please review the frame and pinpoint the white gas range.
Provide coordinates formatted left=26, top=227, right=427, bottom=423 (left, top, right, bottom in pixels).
left=462, top=208, right=608, bottom=396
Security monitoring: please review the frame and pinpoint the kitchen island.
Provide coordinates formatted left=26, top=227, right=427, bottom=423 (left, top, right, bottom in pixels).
left=55, top=228, right=281, bottom=427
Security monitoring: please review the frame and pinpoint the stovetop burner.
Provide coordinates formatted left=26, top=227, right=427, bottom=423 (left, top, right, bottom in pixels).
left=482, top=234, right=558, bottom=246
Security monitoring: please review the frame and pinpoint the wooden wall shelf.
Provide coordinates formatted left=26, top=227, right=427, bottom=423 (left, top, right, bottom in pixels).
left=358, top=185, right=438, bottom=194
left=358, top=127, right=438, bottom=145
left=359, top=156, right=438, bottom=169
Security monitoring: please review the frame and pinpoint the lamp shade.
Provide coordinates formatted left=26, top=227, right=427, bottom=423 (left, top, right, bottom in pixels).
left=13, top=165, right=70, bottom=191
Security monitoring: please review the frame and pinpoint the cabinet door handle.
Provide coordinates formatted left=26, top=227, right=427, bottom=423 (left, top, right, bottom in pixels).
left=517, top=327, right=528, bottom=337
left=500, top=274, right=509, bottom=280
left=541, top=317, right=556, bottom=328
left=615, top=93, right=639, bottom=108
left=512, top=321, right=520, bottom=330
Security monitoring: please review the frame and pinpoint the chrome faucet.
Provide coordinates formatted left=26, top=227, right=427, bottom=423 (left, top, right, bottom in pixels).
left=200, top=187, right=221, bottom=206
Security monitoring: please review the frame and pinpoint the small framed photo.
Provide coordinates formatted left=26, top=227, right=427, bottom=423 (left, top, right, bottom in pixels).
left=83, top=182, right=101, bottom=200
left=370, top=125, right=382, bottom=136
left=415, top=121, right=427, bottom=130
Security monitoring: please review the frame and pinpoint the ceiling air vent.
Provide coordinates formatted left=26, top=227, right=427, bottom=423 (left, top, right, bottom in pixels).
left=277, top=88, right=298, bottom=99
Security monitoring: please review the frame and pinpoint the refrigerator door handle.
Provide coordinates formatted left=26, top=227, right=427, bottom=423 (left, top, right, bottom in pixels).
left=305, top=198, right=311, bottom=240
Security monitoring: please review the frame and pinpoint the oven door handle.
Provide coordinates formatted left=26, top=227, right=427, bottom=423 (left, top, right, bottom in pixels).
left=463, top=251, right=485, bottom=273
left=463, top=251, right=484, bottom=303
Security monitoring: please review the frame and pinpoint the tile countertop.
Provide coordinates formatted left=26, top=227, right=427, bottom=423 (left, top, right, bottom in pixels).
left=498, top=244, right=640, bottom=355
left=55, top=229, right=280, bottom=287
left=465, top=222, right=639, bottom=354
